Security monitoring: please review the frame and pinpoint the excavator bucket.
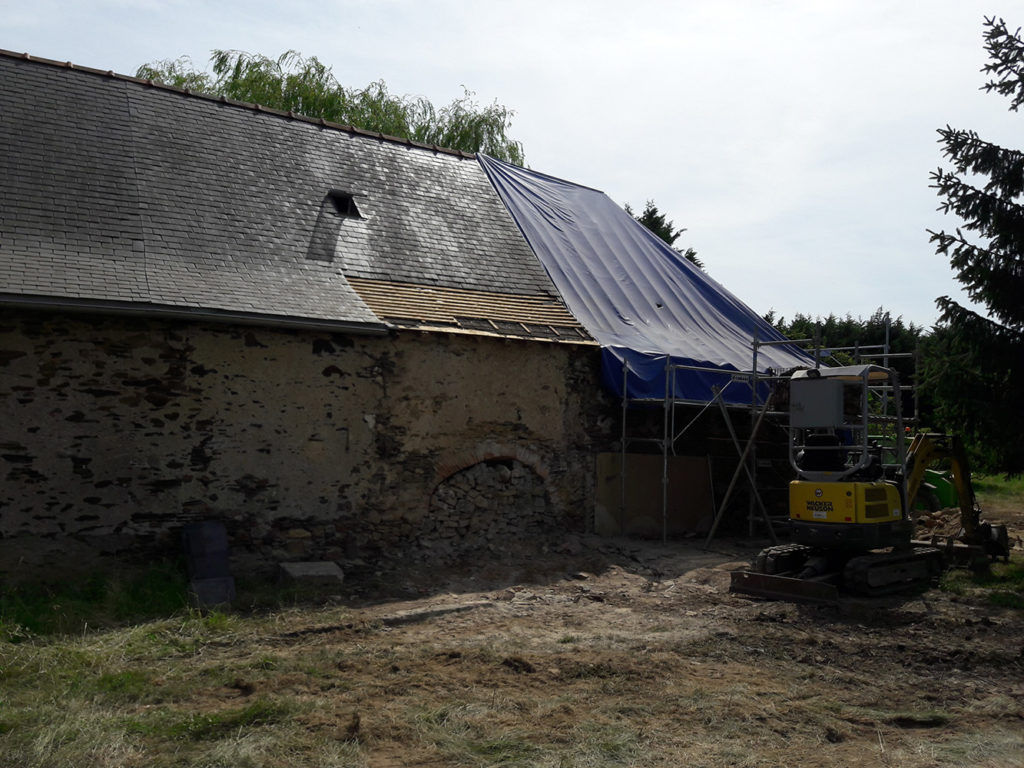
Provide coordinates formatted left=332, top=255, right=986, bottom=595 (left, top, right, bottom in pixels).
left=730, top=570, right=840, bottom=604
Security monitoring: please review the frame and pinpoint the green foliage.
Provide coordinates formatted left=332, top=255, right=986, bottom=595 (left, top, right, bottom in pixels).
left=135, top=55, right=213, bottom=92
left=927, top=17, right=1024, bottom=475
left=625, top=200, right=704, bottom=269
left=209, top=49, right=346, bottom=118
left=0, top=560, right=188, bottom=639
left=137, top=50, right=525, bottom=164
left=766, top=308, right=931, bottom=427
left=922, top=318, right=1024, bottom=472
left=766, top=307, right=924, bottom=375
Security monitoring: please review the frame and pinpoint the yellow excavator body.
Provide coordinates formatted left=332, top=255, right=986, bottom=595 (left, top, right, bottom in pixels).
left=790, top=480, right=901, bottom=526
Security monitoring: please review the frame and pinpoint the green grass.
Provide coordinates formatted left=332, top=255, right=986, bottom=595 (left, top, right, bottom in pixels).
left=0, top=560, right=189, bottom=639
left=465, top=735, right=541, bottom=763
left=953, top=473, right=1024, bottom=607
left=0, top=599, right=351, bottom=768
left=1, top=596, right=1021, bottom=767
left=940, top=556, right=1024, bottom=609
left=973, top=473, right=1024, bottom=497
left=167, top=698, right=292, bottom=741
left=0, top=559, right=341, bottom=642
left=91, top=669, right=154, bottom=701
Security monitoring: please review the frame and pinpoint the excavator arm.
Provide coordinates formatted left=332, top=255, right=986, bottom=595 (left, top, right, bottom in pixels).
left=905, top=433, right=1009, bottom=561
left=905, top=433, right=979, bottom=541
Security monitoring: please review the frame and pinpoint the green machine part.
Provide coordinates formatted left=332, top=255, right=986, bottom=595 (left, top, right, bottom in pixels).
left=915, top=468, right=960, bottom=511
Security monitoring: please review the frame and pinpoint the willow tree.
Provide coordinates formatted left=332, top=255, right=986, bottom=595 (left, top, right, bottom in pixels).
left=137, top=50, right=525, bottom=165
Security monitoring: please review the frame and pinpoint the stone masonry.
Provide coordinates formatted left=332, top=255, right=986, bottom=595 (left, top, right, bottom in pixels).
left=419, top=459, right=555, bottom=563
left=0, top=309, right=614, bottom=578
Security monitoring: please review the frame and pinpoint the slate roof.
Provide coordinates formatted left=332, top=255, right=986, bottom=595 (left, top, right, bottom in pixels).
left=0, top=51, right=589, bottom=342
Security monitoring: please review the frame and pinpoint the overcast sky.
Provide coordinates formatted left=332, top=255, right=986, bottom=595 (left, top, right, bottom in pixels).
left=4, top=0, right=1018, bottom=329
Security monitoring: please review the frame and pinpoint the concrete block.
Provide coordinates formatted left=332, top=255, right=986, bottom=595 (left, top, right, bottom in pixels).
left=279, top=561, right=345, bottom=585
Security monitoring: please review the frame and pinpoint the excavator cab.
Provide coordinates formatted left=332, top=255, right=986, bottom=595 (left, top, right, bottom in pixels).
left=787, top=365, right=913, bottom=551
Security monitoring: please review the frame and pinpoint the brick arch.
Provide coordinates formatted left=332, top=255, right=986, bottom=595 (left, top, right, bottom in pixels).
left=434, top=441, right=549, bottom=486
left=425, top=441, right=566, bottom=539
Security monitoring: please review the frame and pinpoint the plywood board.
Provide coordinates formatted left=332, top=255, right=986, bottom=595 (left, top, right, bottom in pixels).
left=595, top=453, right=713, bottom=538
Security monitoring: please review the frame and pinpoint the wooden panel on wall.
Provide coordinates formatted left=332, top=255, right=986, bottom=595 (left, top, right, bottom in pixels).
left=594, top=453, right=713, bottom=538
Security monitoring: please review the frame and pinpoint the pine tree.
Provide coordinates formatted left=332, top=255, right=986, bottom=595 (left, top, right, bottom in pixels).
left=926, top=16, right=1024, bottom=473
left=625, top=200, right=704, bottom=269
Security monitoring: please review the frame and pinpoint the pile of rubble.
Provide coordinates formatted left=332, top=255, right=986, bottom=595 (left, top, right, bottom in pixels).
left=914, top=507, right=969, bottom=539
left=915, top=506, right=1024, bottom=552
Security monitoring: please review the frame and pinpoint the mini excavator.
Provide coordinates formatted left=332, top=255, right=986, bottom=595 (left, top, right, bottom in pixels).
left=731, top=364, right=1010, bottom=603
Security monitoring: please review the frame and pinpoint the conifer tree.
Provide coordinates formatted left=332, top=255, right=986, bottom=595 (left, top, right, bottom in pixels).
left=625, top=200, right=704, bottom=269
left=927, top=16, right=1024, bottom=473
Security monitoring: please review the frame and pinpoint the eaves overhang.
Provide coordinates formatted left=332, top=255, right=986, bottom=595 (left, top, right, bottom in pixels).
left=0, top=294, right=392, bottom=336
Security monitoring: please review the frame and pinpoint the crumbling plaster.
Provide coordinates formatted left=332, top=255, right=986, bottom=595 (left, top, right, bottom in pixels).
left=0, top=310, right=613, bottom=575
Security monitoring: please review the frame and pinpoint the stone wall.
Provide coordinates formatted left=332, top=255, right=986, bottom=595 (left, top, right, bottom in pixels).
left=0, top=309, right=615, bottom=578
left=421, top=458, right=554, bottom=563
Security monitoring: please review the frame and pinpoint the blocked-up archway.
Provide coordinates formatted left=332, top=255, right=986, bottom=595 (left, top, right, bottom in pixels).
left=420, top=458, right=557, bottom=562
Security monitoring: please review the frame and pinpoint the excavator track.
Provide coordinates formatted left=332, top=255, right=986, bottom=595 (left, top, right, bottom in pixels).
left=843, top=546, right=945, bottom=597
left=754, top=543, right=814, bottom=575
left=732, top=544, right=838, bottom=604
left=731, top=544, right=946, bottom=602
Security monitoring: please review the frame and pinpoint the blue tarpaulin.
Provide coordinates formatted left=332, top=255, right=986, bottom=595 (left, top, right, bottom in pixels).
left=478, top=154, right=815, bottom=404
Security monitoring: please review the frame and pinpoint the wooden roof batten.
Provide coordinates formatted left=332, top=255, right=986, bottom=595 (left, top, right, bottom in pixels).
left=347, top=278, right=592, bottom=344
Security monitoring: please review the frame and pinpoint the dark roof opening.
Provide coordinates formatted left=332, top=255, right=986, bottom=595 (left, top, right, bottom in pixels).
left=306, top=190, right=363, bottom=262
left=328, top=190, right=361, bottom=218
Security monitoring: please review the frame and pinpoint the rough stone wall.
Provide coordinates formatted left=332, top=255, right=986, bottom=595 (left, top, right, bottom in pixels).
left=0, top=309, right=614, bottom=577
left=421, top=459, right=554, bottom=563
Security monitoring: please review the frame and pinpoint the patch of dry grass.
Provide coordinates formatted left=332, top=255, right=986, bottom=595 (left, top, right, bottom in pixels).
left=3, top=550, right=1024, bottom=767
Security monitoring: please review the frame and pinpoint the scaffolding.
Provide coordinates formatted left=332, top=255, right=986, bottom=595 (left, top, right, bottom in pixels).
left=615, top=316, right=918, bottom=545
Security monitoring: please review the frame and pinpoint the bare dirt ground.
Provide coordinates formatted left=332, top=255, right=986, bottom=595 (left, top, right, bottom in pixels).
left=7, top=504, right=1022, bottom=768
left=274, top=501, right=1024, bottom=767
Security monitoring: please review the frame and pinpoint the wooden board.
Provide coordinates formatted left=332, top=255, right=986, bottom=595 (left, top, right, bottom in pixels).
left=594, top=453, right=713, bottom=538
